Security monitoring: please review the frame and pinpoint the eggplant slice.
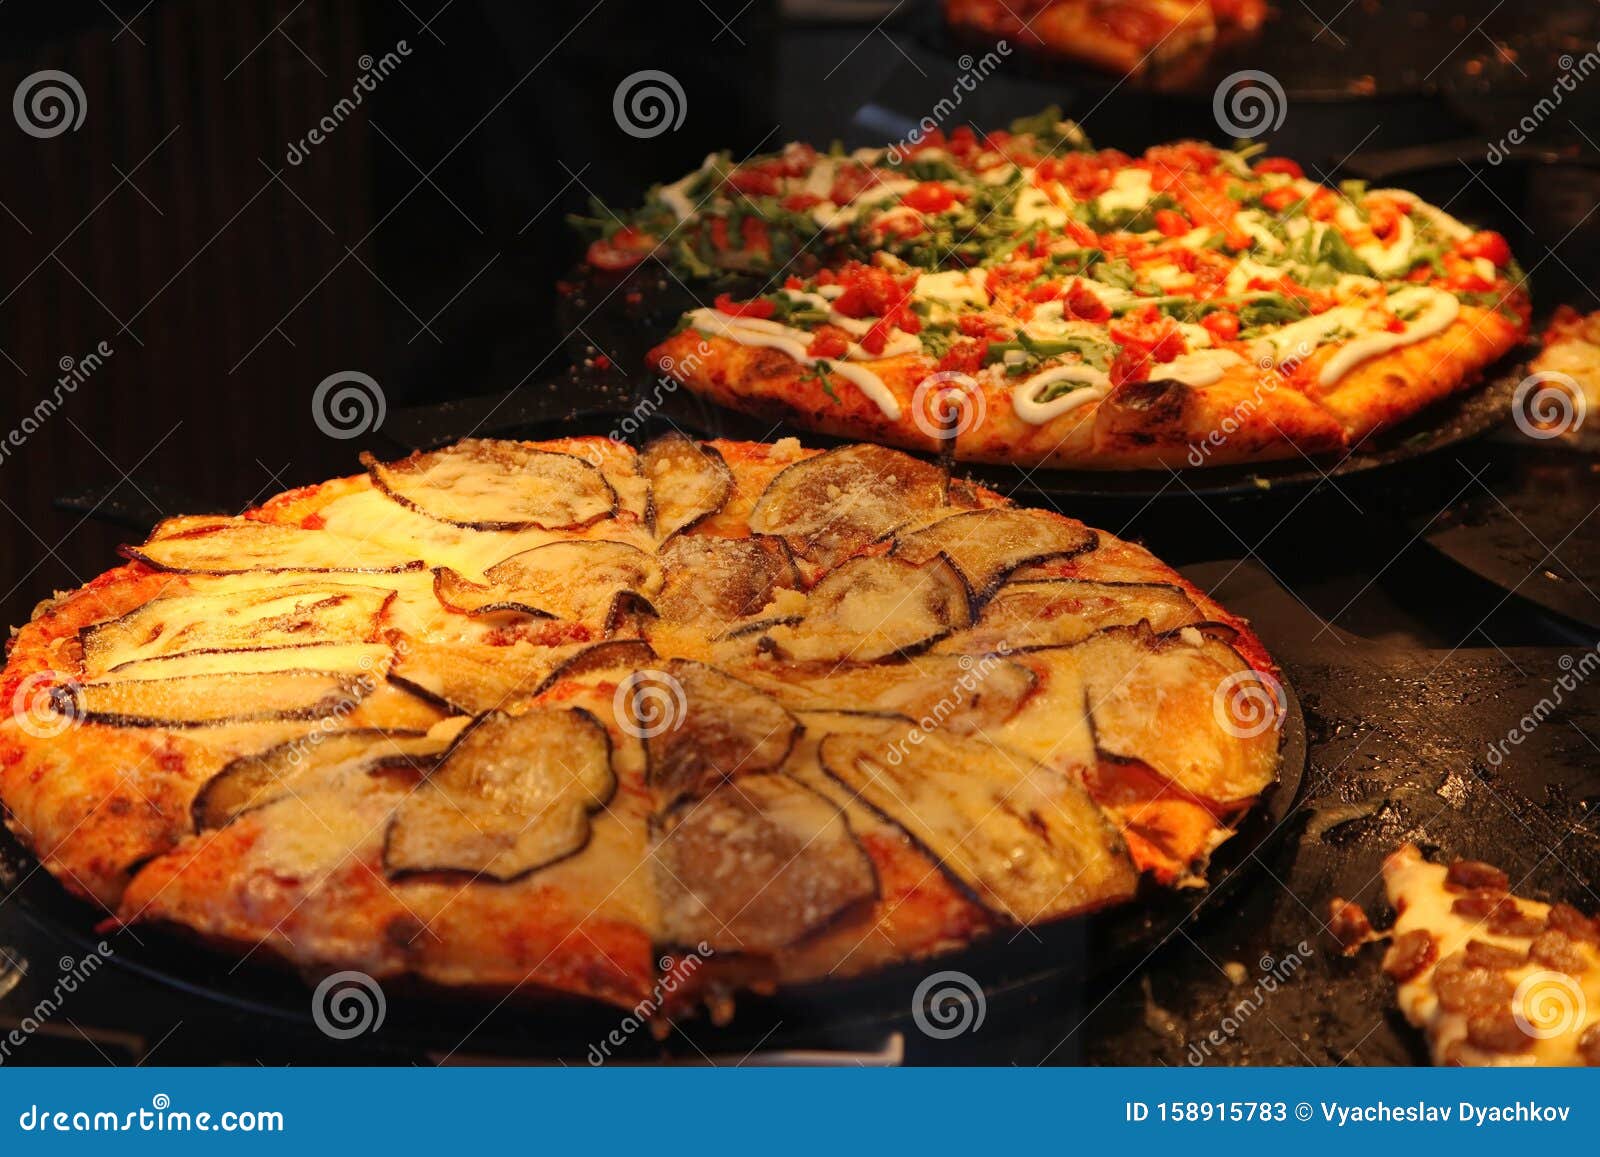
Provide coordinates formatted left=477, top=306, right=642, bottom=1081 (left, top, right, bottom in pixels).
left=653, top=534, right=800, bottom=625
left=1070, top=626, right=1281, bottom=804
left=728, top=653, right=1035, bottom=734
left=532, top=639, right=658, bottom=696
left=748, top=443, right=950, bottom=569
left=193, top=727, right=446, bottom=831
left=640, top=432, right=734, bottom=540
left=388, top=638, right=568, bottom=715
left=642, top=659, right=799, bottom=807
left=362, top=440, right=617, bottom=531
left=653, top=773, right=878, bottom=954
left=124, top=518, right=423, bottom=574
left=819, top=728, right=1138, bottom=924
left=59, top=669, right=374, bottom=728
left=102, top=641, right=393, bottom=682
left=934, top=579, right=1201, bottom=655
left=384, top=707, right=616, bottom=881
left=892, top=509, right=1098, bottom=602
left=81, top=583, right=395, bottom=677
left=768, top=554, right=972, bottom=663
left=433, top=540, right=662, bottom=628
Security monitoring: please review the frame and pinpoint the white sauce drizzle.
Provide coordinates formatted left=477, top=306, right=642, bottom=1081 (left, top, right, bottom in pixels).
left=1011, top=365, right=1110, bottom=425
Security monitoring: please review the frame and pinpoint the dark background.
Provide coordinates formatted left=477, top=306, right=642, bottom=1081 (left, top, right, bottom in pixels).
left=1, top=0, right=1598, bottom=1065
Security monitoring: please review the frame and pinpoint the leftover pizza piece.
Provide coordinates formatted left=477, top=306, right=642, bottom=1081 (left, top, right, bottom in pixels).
left=1525, top=305, right=1598, bottom=447
left=1374, top=844, right=1600, bottom=1066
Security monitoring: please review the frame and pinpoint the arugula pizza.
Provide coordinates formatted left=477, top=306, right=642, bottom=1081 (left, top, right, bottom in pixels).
left=1, top=435, right=1284, bottom=1015
left=577, top=113, right=1529, bottom=470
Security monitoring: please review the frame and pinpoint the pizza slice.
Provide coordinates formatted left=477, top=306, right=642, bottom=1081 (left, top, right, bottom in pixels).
left=1524, top=305, right=1599, bottom=447
left=1338, top=844, right=1600, bottom=1066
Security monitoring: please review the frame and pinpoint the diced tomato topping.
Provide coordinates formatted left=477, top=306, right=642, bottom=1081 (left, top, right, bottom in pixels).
left=713, top=292, right=776, bottom=319
left=806, top=326, right=851, bottom=359
left=1064, top=282, right=1111, bottom=322
left=725, top=167, right=781, bottom=196
left=957, top=313, right=1005, bottom=340
left=781, top=192, right=824, bottom=212
left=593, top=354, right=612, bottom=370
left=585, top=227, right=656, bottom=271
left=741, top=216, right=771, bottom=253
left=1384, top=313, right=1406, bottom=333
left=900, top=182, right=966, bottom=214
left=937, top=338, right=987, bottom=376
left=828, top=262, right=919, bottom=334
left=1027, top=280, right=1062, bottom=303
left=1200, top=311, right=1240, bottom=342
left=784, top=275, right=805, bottom=290
left=1144, top=142, right=1221, bottom=176
left=828, top=164, right=880, bottom=206
left=1109, top=348, right=1150, bottom=387
left=1459, top=230, right=1512, bottom=267
left=1253, top=157, right=1304, bottom=179
left=1365, top=195, right=1410, bottom=241
left=1063, top=220, right=1100, bottom=248
left=1260, top=186, right=1302, bottom=213
left=1110, top=306, right=1187, bottom=363
left=1034, top=151, right=1130, bottom=199
left=707, top=217, right=731, bottom=252
left=1153, top=208, right=1192, bottom=237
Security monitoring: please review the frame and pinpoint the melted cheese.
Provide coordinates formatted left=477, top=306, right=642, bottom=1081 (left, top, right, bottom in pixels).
left=1013, top=185, right=1071, bottom=227
left=1318, top=287, right=1458, bottom=385
left=1157, top=349, right=1242, bottom=387
left=1095, top=168, right=1153, bottom=215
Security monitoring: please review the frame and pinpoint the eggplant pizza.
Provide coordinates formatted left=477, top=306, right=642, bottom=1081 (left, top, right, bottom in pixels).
left=576, top=112, right=1529, bottom=469
left=1, top=435, right=1283, bottom=1014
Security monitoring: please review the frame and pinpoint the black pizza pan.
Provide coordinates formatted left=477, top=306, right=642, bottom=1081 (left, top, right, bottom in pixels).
left=0, top=681, right=1305, bottom=1063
